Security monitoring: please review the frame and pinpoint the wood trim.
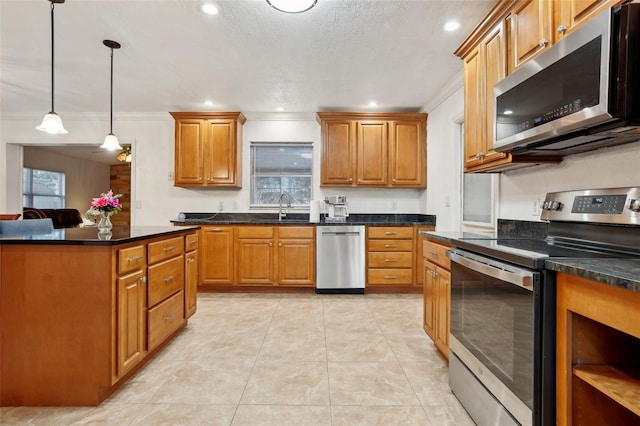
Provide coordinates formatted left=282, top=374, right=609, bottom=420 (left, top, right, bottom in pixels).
left=169, top=111, right=246, bottom=124
left=316, top=112, right=427, bottom=123
left=454, top=0, right=517, bottom=58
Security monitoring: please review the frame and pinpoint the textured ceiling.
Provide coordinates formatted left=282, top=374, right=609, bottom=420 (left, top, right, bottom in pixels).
left=0, top=0, right=495, bottom=115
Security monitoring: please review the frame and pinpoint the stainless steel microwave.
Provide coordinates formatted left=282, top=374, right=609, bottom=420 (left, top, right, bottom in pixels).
left=493, top=4, right=640, bottom=156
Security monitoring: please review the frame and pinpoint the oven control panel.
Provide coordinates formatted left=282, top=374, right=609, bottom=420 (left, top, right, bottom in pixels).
left=541, top=187, right=640, bottom=224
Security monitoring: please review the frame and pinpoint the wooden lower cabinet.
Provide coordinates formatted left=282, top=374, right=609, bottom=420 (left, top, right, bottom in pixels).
left=0, top=230, right=196, bottom=406
left=556, top=272, right=640, bottom=425
left=277, top=227, right=315, bottom=286
left=185, top=249, right=198, bottom=318
left=236, top=226, right=276, bottom=285
left=422, top=238, right=452, bottom=359
left=200, top=226, right=235, bottom=286
left=116, top=270, right=147, bottom=378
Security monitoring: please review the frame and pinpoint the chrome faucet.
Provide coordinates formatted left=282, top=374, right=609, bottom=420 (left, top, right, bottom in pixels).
left=278, top=192, right=291, bottom=220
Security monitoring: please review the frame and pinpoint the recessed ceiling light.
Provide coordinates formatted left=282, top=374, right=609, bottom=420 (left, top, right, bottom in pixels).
left=444, top=21, right=460, bottom=32
left=204, top=100, right=214, bottom=106
left=368, top=101, right=377, bottom=107
left=266, top=0, right=317, bottom=14
left=504, top=109, right=514, bottom=115
left=201, top=3, right=219, bottom=15
left=276, top=107, right=284, bottom=112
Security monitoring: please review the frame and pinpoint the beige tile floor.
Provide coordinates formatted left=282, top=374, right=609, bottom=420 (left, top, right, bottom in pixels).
left=1, top=292, right=474, bottom=425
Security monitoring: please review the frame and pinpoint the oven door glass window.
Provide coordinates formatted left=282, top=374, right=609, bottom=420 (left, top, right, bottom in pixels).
left=450, top=261, right=537, bottom=410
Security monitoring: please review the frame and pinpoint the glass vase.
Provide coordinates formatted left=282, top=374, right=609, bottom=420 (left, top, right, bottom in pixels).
left=98, top=211, right=113, bottom=232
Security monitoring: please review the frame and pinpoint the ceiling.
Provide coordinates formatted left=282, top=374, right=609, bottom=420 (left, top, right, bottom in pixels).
left=1, top=0, right=495, bottom=164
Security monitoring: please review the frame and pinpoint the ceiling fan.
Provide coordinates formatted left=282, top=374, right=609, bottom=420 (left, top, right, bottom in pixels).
left=116, top=146, right=132, bottom=162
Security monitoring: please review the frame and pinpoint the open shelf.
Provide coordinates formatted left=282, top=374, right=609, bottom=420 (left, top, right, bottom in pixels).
left=573, top=365, right=640, bottom=417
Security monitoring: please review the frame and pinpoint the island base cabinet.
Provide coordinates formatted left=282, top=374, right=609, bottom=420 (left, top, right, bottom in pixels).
left=556, top=273, right=640, bottom=425
left=148, top=291, right=185, bottom=351
left=117, top=270, right=147, bottom=378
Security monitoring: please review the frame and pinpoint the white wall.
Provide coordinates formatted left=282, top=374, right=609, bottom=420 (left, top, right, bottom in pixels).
left=23, top=146, right=110, bottom=213
left=1, top=113, right=426, bottom=226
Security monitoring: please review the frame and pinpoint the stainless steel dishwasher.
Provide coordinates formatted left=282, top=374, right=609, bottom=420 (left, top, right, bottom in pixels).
left=316, top=225, right=365, bottom=294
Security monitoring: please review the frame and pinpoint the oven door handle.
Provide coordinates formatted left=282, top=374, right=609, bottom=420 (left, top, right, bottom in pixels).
left=447, top=249, right=536, bottom=291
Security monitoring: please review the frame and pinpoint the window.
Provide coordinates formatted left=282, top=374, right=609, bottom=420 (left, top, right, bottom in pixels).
left=23, top=167, right=65, bottom=208
left=250, top=144, right=312, bottom=207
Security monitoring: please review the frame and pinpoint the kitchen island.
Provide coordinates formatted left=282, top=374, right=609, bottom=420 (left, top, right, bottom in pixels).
left=0, top=226, right=199, bottom=406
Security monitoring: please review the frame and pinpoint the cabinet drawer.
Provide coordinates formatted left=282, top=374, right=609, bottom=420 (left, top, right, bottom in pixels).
left=368, top=239, right=413, bottom=252
left=278, top=226, right=314, bottom=239
left=368, top=252, right=413, bottom=268
left=185, top=233, right=199, bottom=252
left=148, top=290, right=185, bottom=351
left=367, top=226, right=413, bottom=239
left=237, top=226, right=274, bottom=239
left=423, top=240, right=451, bottom=270
left=148, top=237, right=184, bottom=264
left=118, top=245, right=146, bottom=274
left=368, top=268, right=413, bottom=284
left=148, top=256, right=184, bottom=307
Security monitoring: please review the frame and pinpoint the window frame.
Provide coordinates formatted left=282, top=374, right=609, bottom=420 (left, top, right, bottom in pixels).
left=22, top=167, right=66, bottom=209
left=249, top=142, right=313, bottom=209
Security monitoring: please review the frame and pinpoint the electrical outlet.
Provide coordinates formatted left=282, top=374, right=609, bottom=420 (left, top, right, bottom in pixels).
left=532, top=199, right=539, bottom=216
left=445, top=196, right=451, bottom=207
left=168, top=171, right=174, bottom=181
left=391, top=201, right=397, bottom=211
left=218, top=201, right=224, bottom=212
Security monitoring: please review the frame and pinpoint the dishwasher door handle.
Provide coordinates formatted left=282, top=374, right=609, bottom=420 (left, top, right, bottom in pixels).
left=321, top=232, right=361, bottom=236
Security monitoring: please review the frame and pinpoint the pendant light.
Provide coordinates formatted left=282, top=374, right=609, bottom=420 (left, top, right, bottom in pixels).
left=100, top=40, right=123, bottom=151
left=266, top=0, right=317, bottom=13
left=36, top=0, right=68, bottom=135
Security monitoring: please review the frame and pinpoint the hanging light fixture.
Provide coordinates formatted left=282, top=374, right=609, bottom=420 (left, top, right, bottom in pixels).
left=36, top=0, right=68, bottom=135
left=266, top=0, right=317, bottom=13
left=100, top=40, right=123, bottom=151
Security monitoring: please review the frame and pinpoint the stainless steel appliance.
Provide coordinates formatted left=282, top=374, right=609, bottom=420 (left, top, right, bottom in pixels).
left=324, top=195, right=349, bottom=223
left=493, top=4, right=640, bottom=156
left=447, top=187, right=640, bottom=426
left=316, top=225, right=365, bottom=294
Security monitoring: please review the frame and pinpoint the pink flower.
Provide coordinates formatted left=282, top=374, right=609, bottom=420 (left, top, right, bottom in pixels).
left=90, top=189, right=122, bottom=214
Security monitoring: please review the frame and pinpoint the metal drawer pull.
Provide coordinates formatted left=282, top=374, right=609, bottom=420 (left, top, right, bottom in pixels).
left=164, top=246, right=175, bottom=252
left=384, top=244, right=397, bottom=248
left=428, top=251, right=438, bottom=256
left=384, top=232, right=397, bottom=235
left=186, top=258, right=195, bottom=263
left=128, top=256, right=143, bottom=263
left=164, top=313, right=175, bottom=322
left=164, top=275, right=175, bottom=283
left=384, top=258, right=398, bottom=262
left=384, top=275, right=397, bottom=279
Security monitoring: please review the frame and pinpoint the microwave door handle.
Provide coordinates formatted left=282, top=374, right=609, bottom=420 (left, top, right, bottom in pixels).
left=447, top=250, right=535, bottom=291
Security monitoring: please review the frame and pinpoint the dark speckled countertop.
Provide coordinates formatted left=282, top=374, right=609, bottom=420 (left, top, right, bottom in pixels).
left=545, top=259, right=640, bottom=293
left=172, top=213, right=436, bottom=226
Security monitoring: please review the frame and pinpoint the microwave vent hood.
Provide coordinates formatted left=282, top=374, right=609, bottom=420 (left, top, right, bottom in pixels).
left=493, top=3, right=640, bottom=157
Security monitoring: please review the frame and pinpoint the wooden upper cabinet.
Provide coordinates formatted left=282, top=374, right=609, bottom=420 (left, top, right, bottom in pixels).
left=390, top=120, right=426, bottom=187
left=320, top=120, right=356, bottom=185
left=508, top=0, right=553, bottom=73
left=317, top=112, right=427, bottom=188
left=170, top=112, right=245, bottom=188
left=463, top=22, right=509, bottom=171
left=356, top=121, right=388, bottom=186
left=553, top=0, right=622, bottom=42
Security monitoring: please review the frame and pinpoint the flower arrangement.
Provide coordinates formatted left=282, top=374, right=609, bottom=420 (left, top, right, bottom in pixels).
left=86, top=189, right=122, bottom=219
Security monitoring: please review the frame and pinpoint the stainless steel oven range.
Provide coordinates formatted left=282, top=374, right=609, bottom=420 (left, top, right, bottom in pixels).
left=447, top=187, right=640, bottom=426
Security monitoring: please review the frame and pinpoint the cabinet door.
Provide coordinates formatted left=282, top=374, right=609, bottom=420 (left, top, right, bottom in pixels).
left=481, top=22, right=509, bottom=165
left=508, top=0, right=552, bottom=73
left=463, top=45, right=485, bottom=169
left=321, top=120, right=356, bottom=185
left=200, top=226, right=234, bottom=285
left=174, top=119, right=204, bottom=185
left=185, top=250, right=198, bottom=318
left=435, top=266, right=450, bottom=359
left=356, top=121, right=388, bottom=186
left=389, top=120, right=426, bottom=188
left=116, top=270, right=146, bottom=378
left=423, top=260, right=436, bottom=340
left=553, top=0, right=620, bottom=42
left=236, top=238, right=275, bottom=285
left=277, top=238, right=315, bottom=286
left=204, top=119, right=239, bottom=186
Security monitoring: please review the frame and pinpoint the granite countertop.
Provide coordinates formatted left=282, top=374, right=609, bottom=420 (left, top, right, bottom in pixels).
left=0, top=225, right=200, bottom=246
left=419, top=230, right=495, bottom=244
left=545, top=258, right=640, bottom=293
left=173, top=213, right=436, bottom=227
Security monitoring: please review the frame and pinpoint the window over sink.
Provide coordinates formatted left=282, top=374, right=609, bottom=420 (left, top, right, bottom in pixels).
left=250, top=143, right=313, bottom=207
